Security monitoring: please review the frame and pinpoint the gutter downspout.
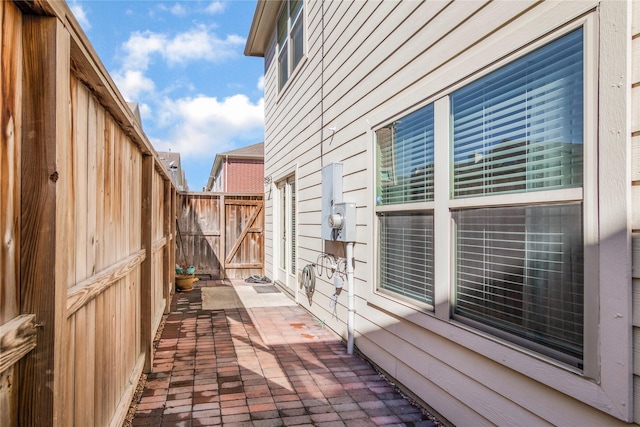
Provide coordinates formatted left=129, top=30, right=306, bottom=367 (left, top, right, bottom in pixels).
left=346, top=241, right=355, bottom=355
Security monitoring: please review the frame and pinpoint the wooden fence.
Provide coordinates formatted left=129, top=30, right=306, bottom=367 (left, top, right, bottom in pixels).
left=0, top=2, right=178, bottom=426
left=178, top=193, right=264, bottom=279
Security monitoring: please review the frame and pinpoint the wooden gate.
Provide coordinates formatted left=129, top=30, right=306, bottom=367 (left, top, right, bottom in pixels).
left=177, top=193, right=264, bottom=279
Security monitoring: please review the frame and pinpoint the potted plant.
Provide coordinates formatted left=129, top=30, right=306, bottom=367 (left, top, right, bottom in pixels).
left=175, top=263, right=197, bottom=291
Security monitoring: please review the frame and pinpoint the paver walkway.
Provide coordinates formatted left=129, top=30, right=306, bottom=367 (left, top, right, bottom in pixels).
left=130, top=278, right=439, bottom=427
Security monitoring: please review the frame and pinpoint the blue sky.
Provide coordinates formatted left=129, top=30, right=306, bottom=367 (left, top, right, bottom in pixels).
left=69, top=0, right=265, bottom=191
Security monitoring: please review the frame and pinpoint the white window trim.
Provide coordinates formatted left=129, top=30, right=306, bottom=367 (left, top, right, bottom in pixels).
left=365, top=9, right=632, bottom=421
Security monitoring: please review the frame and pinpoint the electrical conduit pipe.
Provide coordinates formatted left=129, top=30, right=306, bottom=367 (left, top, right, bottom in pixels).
left=346, top=241, right=355, bottom=355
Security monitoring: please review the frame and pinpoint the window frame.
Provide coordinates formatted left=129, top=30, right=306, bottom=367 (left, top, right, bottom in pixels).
left=366, top=12, right=632, bottom=420
left=276, top=0, right=306, bottom=91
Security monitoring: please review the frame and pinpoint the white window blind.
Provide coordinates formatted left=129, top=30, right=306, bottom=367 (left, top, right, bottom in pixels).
left=376, top=104, right=435, bottom=205
left=453, top=204, right=584, bottom=363
left=379, top=212, right=434, bottom=305
left=451, top=29, right=584, bottom=198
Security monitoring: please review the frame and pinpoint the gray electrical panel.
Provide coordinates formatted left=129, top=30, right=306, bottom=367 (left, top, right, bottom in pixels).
left=321, top=163, right=343, bottom=240
left=321, top=163, right=356, bottom=242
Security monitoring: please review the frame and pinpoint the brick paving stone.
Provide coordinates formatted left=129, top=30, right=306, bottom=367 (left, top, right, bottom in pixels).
left=130, top=279, right=441, bottom=427
left=220, top=404, right=249, bottom=415
left=250, top=409, right=280, bottom=420
left=279, top=407, right=308, bottom=417
left=338, top=409, right=368, bottom=420
left=192, top=416, right=221, bottom=426
left=311, top=412, right=342, bottom=423
left=370, top=415, right=403, bottom=425
left=221, top=412, right=251, bottom=423
left=343, top=419, right=377, bottom=427
left=315, top=422, right=346, bottom=427
left=253, top=418, right=287, bottom=427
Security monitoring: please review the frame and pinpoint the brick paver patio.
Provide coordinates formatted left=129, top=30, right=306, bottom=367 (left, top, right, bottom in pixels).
left=130, top=278, right=440, bottom=427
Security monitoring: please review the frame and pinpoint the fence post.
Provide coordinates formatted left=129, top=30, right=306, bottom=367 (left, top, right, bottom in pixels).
left=19, top=15, right=71, bottom=426
left=171, top=189, right=177, bottom=291
left=163, top=180, right=172, bottom=314
left=140, top=155, right=154, bottom=372
left=219, top=194, right=226, bottom=279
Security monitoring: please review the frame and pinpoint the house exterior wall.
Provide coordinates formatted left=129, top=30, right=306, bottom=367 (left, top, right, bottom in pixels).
left=259, top=0, right=637, bottom=425
left=227, top=158, right=264, bottom=192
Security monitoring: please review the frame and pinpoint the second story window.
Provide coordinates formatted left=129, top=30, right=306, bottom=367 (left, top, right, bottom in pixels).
left=277, top=0, right=304, bottom=90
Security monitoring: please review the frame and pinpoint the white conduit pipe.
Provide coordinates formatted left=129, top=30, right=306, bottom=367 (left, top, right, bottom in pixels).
left=346, top=241, right=355, bottom=355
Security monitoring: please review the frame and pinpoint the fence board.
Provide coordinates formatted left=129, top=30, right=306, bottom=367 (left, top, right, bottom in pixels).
left=0, top=315, right=36, bottom=374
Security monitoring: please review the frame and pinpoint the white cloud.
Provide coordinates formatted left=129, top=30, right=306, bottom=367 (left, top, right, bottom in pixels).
left=119, top=27, right=245, bottom=71
left=120, top=31, right=165, bottom=71
left=205, top=1, right=226, bottom=14
left=113, top=70, right=155, bottom=101
left=257, top=76, right=265, bottom=91
left=69, top=2, right=91, bottom=30
left=152, top=94, right=264, bottom=158
left=167, top=31, right=244, bottom=65
left=170, top=3, right=187, bottom=16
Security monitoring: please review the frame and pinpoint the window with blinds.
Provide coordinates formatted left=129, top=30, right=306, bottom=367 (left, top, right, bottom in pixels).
left=451, top=28, right=583, bottom=198
left=375, top=103, right=435, bottom=306
left=373, top=27, right=587, bottom=366
left=450, top=28, right=585, bottom=364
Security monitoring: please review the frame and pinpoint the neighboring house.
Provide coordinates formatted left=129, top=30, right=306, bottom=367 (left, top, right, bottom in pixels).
left=246, top=1, right=639, bottom=425
left=204, top=142, right=264, bottom=192
left=157, top=151, right=188, bottom=191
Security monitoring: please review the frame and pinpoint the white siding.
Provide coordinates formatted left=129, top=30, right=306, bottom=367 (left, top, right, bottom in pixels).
left=261, top=0, right=637, bottom=424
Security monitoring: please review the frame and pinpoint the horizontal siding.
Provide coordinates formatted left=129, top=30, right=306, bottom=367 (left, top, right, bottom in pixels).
left=358, top=301, right=631, bottom=426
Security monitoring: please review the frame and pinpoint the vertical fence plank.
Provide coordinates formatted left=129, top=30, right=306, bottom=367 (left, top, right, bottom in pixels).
left=140, top=155, right=153, bottom=372
left=1, top=0, right=22, bottom=327
left=163, top=180, right=171, bottom=313
left=1, top=4, right=23, bottom=423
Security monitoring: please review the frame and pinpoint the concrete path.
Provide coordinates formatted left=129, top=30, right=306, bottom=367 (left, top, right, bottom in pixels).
left=129, top=278, right=440, bottom=427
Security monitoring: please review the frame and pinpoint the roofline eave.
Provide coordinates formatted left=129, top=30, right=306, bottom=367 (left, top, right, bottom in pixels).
left=244, top=0, right=281, bottom=57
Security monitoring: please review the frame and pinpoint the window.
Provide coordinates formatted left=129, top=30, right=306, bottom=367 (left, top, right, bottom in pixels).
left=376, top=104, right=435, bottom=305
left=374, top=28, right=586, bottom=367
left=451, top=28, right=584, bottom=365
left=277, top=0, right=304, bottom=90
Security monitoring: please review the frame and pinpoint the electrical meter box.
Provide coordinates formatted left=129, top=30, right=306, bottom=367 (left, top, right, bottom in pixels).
left=329, top=202, right=356, bottom=242
left=321, top=163, right=343, bottom=240
left=321, top=163, right=356, bottom=242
